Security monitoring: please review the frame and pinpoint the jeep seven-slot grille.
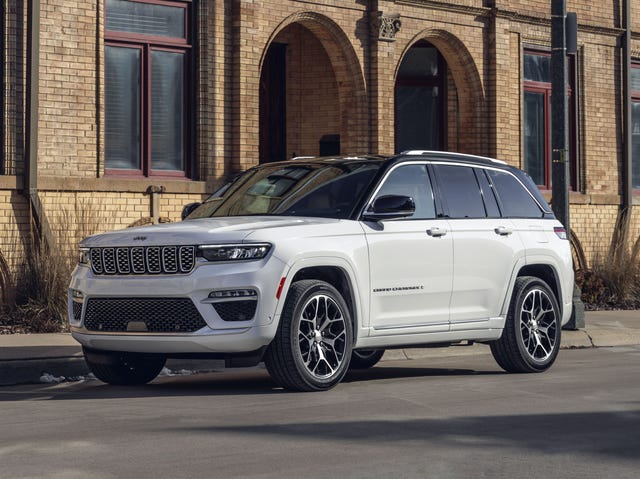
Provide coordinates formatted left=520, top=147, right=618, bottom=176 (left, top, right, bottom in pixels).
left=90, top=246, right=195, bottom=275
left=83, top=298, right=207, bottom=333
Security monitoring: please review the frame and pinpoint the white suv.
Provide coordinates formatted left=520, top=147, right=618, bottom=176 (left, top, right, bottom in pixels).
left=69, top=151, right=574, bottom=391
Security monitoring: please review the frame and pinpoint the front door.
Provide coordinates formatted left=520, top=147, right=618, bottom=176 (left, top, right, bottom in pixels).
left=364, top=164, right=453, bottom=333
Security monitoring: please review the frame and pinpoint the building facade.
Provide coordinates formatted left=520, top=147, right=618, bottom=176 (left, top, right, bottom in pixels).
left=1, top=0, right=640, bottom=303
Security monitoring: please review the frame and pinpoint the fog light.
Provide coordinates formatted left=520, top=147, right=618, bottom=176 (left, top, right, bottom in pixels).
left=71, top=289, right=84, bottom=302
left=208, top=289, right=257, bottom=300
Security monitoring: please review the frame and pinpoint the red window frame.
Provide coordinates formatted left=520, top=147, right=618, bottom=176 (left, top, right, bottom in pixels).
left=523, top=49, right=578, bottom=191
left=631, top=63, right=640, bottom=192
left=104, top=0, right=192, bottom=179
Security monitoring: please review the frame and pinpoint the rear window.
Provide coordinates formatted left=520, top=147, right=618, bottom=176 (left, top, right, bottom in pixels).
left=433, top=165, right=486, bottom=219
left=487, top=170, right=544, bottom=218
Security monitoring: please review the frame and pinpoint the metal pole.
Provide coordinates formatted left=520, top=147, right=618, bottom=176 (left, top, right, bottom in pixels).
left=551, top=0, right=569, bottom=233
left=622, top=0, right=632, bottom=211
left=25, top=0, right=40, bottom=195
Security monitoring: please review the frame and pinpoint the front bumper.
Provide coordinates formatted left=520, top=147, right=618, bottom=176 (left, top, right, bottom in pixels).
left=68, top=255, right=287, bottom=354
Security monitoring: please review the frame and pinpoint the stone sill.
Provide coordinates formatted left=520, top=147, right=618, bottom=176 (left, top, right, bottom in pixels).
left=0, top=176, right=214, bottom=195
left=540, top=190, right=622, bottom=206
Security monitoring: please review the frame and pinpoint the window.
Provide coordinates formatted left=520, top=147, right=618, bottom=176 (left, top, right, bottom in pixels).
left=632, top=64, right=640, bottom=190
left=105, top=0, right=191, bottom=177
left=395, top=42, right=446, bottom=153
left=433, top=165, right=485, bottom=219
left=523, top=50, right=578, bottom=189
left=374, top=165, right=436, bottom=219
left=487, top=170, right=543, bottom=218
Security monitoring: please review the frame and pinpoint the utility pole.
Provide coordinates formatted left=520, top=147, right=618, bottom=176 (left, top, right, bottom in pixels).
left=551, top=1, right=584, bottom=328
left=551, top=0, right=569, bottom=232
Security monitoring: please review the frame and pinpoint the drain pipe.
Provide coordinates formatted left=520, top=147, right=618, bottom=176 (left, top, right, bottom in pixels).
left=25, top=0, right=53, bottom=247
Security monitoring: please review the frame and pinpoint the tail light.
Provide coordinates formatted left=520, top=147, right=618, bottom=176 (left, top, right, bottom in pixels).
left=554, top=227, right=568, bottom=240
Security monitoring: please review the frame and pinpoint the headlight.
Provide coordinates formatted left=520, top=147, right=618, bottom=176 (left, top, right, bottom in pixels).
left=78, top=247, right=91, bottom=266
left=198, top=243, right=271, bottom=262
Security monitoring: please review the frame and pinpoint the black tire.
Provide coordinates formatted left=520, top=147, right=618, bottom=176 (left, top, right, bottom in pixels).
left=490, top=276, right=562, bottom=373
left=349, top=349, right=385, bottom=369
left=264, top=280, right=353, bottom=391
left=83, top=348, right=166, bottom=385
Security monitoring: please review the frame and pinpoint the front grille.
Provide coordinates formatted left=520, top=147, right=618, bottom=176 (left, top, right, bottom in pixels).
left=84, top=298, right=207, bottom=333
left=72, top=301, right=83, bottom=321
left=90, top=246, right=195, bottom=275
left=213, top=300, right=257, bottom=322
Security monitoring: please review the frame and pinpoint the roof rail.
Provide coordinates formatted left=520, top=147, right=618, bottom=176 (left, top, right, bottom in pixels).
left=400, top=150, right=507, bottom=165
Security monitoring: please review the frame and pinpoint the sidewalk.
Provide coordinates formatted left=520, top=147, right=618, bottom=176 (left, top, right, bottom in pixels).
left=1, top=310, right=639, bottom=386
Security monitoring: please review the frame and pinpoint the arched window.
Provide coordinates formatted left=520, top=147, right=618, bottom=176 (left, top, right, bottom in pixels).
left=395, top=41, right=446, bottom=153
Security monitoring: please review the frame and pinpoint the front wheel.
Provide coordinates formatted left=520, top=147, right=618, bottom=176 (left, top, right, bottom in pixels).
left=83, top=348, right=166, bottom=385
left=490, top=276, right=562, bottom=373
left=264, top=280, right=353, bottom=391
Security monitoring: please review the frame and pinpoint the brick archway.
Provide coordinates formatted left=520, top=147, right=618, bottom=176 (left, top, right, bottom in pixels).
left=260, top=12, right=368, bottom=157
left=396, top=29, right=486, bottom=155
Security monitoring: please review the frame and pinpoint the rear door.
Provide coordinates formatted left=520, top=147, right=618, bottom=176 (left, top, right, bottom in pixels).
left=431, top=164, right=525, bottom=328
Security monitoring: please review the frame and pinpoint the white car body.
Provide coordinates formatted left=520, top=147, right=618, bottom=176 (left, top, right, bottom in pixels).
left=69, top=152, right=574, bottom=389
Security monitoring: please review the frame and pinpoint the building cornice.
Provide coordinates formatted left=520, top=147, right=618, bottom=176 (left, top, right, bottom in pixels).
left=395, top=1, right=627, bottom=37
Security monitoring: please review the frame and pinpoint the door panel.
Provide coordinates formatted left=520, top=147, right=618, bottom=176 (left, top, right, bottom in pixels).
left=365, top=220, right=452, bottom=332
left=447, top=218, right=524, bottom=326
left=363, top=163, right=452, bottom=334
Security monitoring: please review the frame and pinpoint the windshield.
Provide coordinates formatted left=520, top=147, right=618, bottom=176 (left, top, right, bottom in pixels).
left=187, top=161, right=381, bottom=220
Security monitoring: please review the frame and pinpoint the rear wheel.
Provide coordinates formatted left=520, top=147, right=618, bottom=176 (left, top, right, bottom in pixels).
left=264, top=280, right=353, bottom=391
left=349, top=349, right=385, bottom=369
left=83, top=348, right=166, bottom=385
left=490, top=276, right=561, bottom=373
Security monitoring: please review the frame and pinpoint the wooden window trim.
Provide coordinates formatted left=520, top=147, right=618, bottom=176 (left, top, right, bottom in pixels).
left=104, top=0, right=192, bottom=179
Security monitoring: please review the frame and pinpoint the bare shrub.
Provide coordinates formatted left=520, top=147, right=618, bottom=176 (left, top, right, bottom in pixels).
left=4, top=196, right=112, bottom=333
left=578, top=236, right=640, bottom=310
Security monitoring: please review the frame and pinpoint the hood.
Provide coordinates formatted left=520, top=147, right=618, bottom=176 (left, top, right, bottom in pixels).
left=81, top=216, right=341, bottom=247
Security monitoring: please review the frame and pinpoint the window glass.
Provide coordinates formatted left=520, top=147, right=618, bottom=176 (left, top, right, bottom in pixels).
left=151, top=50, right=185, bottom=171
left=524, top=53, right=551, bottom=83
left=105, top=46, right=141, bottom=170
left=632, top=66, right=640, bottom=93
left=488, top=170, right=543, bottom=218
left=395, top=87, right=439, bottom=152
left=374, top=165, right=436, bottom=220
left=106, top=0, right=185, bottom=38
left=105, top=0, right=190, bottom=177
left=188, top=162, right=382, bottom=220
left=434, top=165, right=485, bottom=219
left=633, top=64, right=640, bottom=190
left=632, top=102, right=640, bottom=189
left=524, top=91, right=546, bottom=186
left=476, top=169, right=501, bottom=217
left=397, top=46, right=439, bottom=78
left=395, top=42, right=444, bottom=153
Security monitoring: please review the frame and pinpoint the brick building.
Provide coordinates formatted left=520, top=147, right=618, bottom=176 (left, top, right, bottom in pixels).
left=1, top=0, right=640, bottom=303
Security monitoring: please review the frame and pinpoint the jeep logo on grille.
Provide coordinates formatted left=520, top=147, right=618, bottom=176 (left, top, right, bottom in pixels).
left=133, top=236, right=147, bottom=241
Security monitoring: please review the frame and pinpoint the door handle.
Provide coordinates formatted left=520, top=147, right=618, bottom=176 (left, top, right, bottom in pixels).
left=426, top=227, right=447, bottom=237
left=494, top=226, right=513, bottom=236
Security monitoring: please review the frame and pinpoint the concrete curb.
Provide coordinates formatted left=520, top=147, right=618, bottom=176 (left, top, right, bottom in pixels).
left=2, top=330, right=638, bottom=386
left=0, top=358, right=225, bottom=387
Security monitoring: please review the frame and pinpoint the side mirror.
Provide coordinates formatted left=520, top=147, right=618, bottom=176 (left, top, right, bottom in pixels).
left=362, top=195, right=415, bottom=221
left=181, top=202, right=201, bottom=220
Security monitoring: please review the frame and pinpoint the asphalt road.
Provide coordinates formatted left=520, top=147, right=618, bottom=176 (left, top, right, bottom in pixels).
left=1, top=347, right=639, bottom=479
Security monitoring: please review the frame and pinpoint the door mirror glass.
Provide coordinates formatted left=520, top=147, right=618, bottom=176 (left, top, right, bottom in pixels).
left=364, top=195, right=415, bottom=221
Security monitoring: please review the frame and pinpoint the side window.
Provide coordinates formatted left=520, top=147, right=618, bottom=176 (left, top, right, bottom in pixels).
left=476, top=169, right=501, bottom=217
left=487, top=170, right=543, bottom=218
left=374, top=165, right=436, bottom=219
left=433, top=165, right=486, bottom=219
